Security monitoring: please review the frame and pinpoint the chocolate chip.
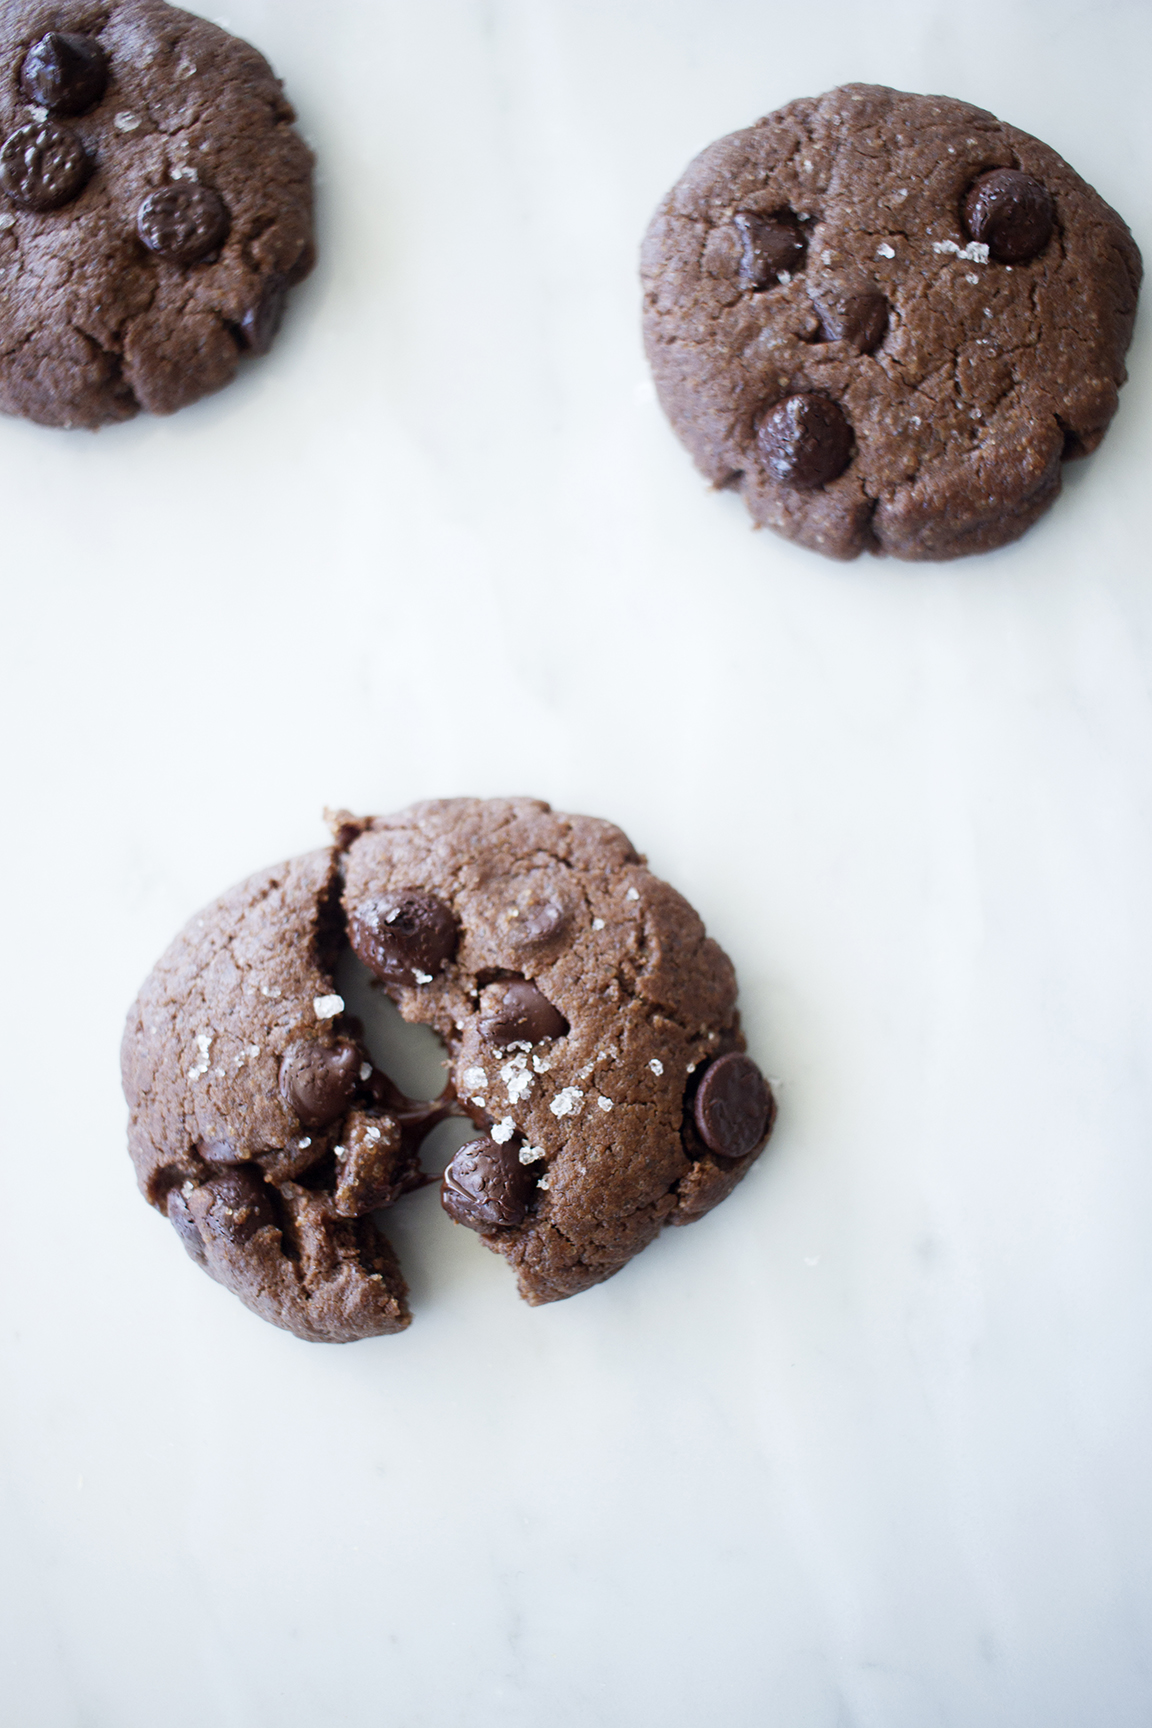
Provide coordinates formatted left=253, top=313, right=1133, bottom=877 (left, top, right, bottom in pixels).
left=814, top=287, right=888, bottom=354
left=239, top=273, right=289, bottom=355
left=963, top=169, right=1055, bottom=264
left=441, top=1138, right=536, bottom=1230
left=137, top=184, right=230, bottom=265
left=279, top=1039, right=360, bottom=1128
left=198, top=1139, right=239, bottom=1165
left=167, top=1188, right=207, bottom=1266
left=481, top=980, right=568, bottom=1047
left=349, top=889, right=458, bottom=988
left=758, top=393, right=853, bottom=489
left=693, top=1053, right=774, bottom=1160
left=0, top=121, right=90, bottom=212
left=506, top=899, right=567, bottom=950
left=203, top=1168, right=276, bottom=1247
left=20, top=32, right=108, bottom=117
left=734, top=210, right=806, bottom=289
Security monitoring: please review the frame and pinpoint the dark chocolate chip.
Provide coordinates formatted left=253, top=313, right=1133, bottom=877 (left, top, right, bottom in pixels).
left=441, top=1138, right=536, bottom=1230
left=758, top=393, right=853, bottom=489
left=240, top=273, right=289, bottom=355
left=198, top=1139, right=239, bottom=1165
left=279, top=1039, right=360, bottom=1128
left=0, top=121, right=90, bottom=211
left=506, top=899, right=567, bottom=949
left=167, top=1187, right=207, bottom=1267
left=962, top=169, right=1055, bottom=265
left=349, top=889, right=458, bottom=988
left=734, top=210, right=806, bottom=289
left=693, top=1053, right=774, bottom=1160
left=138, top=184, right=230, bottom=265
left=481, top=980, right=568, bottom=1047
left=20, top=32, right=108, bottom=117
left=814, top=287, right=888, bottom=354
left=203, top=1168, right=276, bottom=1247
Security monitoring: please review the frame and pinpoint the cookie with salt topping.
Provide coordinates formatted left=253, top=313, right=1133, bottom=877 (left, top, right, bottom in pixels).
left=641, top=83, right=1141, bottom=560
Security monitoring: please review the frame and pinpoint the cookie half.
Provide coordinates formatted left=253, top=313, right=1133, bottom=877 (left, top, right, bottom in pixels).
left=641, top=84, right=1142, bottom=561
left=122, top=800, right=776, bottom=1339
left=0, top=0, right=315, bottom=428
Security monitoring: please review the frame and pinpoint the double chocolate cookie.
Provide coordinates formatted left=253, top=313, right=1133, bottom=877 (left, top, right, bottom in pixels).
left=0, top=1, right=315, bottom=428
left=641, top=84, right=1142, bottom=561
left=122, top=799, right=776, bottom=1341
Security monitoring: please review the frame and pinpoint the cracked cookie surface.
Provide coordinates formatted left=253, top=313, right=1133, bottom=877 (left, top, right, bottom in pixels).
left=121, top=800, right=776, bottom=1339
left=641, top=84, right=1141, bottom=561
left=0, top=0, right=314, bottom=429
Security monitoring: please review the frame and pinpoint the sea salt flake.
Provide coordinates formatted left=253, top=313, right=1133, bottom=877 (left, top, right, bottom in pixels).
left=360, top=1062, right=372, bottom=1081
left=365, top=1123, right=381, bottom=1142
left=532, top=1053, right=552, bottom=1074
left=932, top=239, right=989, bottom=263
left=298, top=1137, right=312, bottom=1150
left=413, top=970, right=434, bottom=986
left=776, top=269, right=792, bottom=285
left=686, top=1063, right=696, bottom=1074
left=469, top=1096, right=487, bottom=1108
left=519, top=1146, right=544, bottom=1165
left=115, top=112, right=141, bottom=132
left=648, top=1058, right=664, bottom=1076
left=313, top=994, right=344, bottom=1019
left=491, top=1117, right=516, bottom=1145
left=537, top=1176, right=551, bottom=1191
left=876, top=242, right=896, bottom=259
left=26, top=105, right=47, bottom=121
left=592, top=917, right=605, bottom=931
left=0, top=213, right=14, bottom=230
left=463, top=1067, right=488, bottom=1091
left=891, top=188, right=908, bottom=203
left=965, top=272, right=979, bottom=285
left=597, top=1096, right=613, bottom=1112
left=550, top=1087, right=584, bottom=1119
left=625, top=888, right=639, bottom=902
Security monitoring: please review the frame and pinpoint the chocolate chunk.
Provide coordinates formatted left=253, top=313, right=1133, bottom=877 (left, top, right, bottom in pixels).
left=758, top=393, right=853, bottom=489
left=137, top=184, right=230, bottom=265
left=279, top=1039, right=360, bottom=1128
left=167, top=1188, right=207, bottom=1266
left=734, top=210, right=806, bottom=288
left=349, top=889, right=458, bottom=988
left=814, top=287, right=888, bottom=354
left=198, top=1139, right=239, bottom=1165
left=963, top=169, right=1055, bottom=264
left=203, top=1168, right=276, bottom=1247
left=481, top=979, right=568, bottom=1047
left=240, top=273, right=289, bottom=355
left=693, top=1053, right=773, bottom=1160
left=0, top=121, right=90, bottom=212
left=20, top=32, right=109, bottom=117
left=441, top=1137, right=536, bottom=1231
left=332, top=1111, right=427, bottom=1216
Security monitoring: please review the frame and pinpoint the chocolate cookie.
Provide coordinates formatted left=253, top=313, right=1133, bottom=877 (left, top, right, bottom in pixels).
left=0, top=1, right=315, bottom=429
left=122, top=800, right=776, bottom=1339
left=641, top=84, right=1142, bottom=561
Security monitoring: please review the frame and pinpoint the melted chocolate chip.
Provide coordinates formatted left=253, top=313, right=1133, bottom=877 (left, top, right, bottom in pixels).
left=138, top=184, right=230, bottom=264
left=962, top=169, right=1055, bottom=265
left=734, top=210, right=806, bottom=289
left=279, top=1039, right=360, bottom=1128
left=203, top=1168, right=276, bottom=1247
left=481, top=979, right=568, bottom=1047
left=20, top=32, right=108, bottom=117
left=758, top=393, right=853, bottom=489
left=0, top=121, right=90, bottom=211
left=814, top=287, right=888, bottom=354
left=693, top=1053, right=773, bottom=1160
left=167, top=1188, right=207, bottom=1266
left=349, top=889, right=458, bottom=988
left=441, top=1138, right=536, bottom=1230
left=240, top=273, right=289, bottom=355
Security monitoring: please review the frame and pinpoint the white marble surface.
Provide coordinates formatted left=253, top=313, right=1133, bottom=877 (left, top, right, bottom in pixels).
left=2, top=1, right=1151, bottom=1723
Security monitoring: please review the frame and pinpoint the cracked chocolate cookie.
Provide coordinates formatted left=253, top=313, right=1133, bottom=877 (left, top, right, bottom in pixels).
left=0, top=0, right=314, bottom=429
left=122, top=799, right=776, bottom=1339
left=641, top=84, right=1142, bottom=561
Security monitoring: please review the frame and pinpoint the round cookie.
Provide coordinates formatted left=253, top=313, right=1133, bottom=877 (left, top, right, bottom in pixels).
left=338, top=798, right=775, bottom=1307
left=122, top=800, right=776, bottom=1338
left=641, top=84, right=1142, bottom=561
left=0, top=1, right=315, bottom=429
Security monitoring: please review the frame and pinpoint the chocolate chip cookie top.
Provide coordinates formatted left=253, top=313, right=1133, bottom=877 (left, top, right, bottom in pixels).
left=641, top=84, right=1142, bottom=562
left=122, top=800, right=776, bottom=1339
left=0, top=1, right=315, bottom=429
